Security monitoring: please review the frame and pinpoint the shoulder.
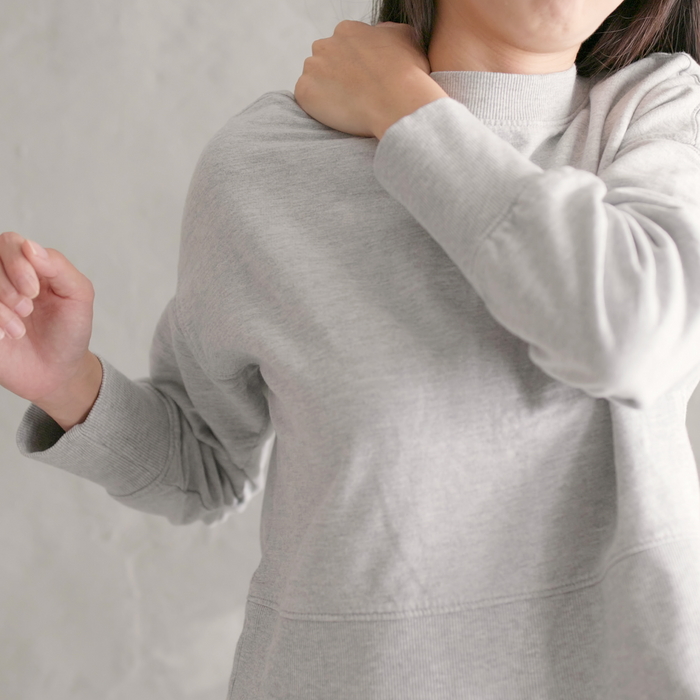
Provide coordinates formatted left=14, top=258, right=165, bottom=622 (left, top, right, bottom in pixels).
left=203, top=89, right=352, bottom=164
left=590, top=52, right=700, bottom=147
left=180, top=92, right=299, bottom=220
left=194, top=91, right=306, bottom=172
left=185, top=89, right=359, bottom=197
left=216, top=90, right=311, bottom=142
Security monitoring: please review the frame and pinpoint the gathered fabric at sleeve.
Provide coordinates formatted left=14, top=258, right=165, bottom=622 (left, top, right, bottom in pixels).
left=15, top=297, right=273, bottom=527
left=372, top=63, right=700, bottom=410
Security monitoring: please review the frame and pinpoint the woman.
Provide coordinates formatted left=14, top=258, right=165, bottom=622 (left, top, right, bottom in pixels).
left=3, top=0, right=700, bottom=696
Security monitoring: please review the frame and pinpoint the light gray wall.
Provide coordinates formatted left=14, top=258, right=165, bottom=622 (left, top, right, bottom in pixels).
left=2, top=2, right=700, bottom=699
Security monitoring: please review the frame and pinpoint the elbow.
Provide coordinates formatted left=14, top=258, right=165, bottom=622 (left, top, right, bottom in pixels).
left=530, top=342, right=659, bottom=410
left=597, top=384, right=653, bottom=411
left=587, top=353, right=664, bottom=411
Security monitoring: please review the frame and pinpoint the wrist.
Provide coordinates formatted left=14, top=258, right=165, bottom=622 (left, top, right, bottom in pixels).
left=372, top=70, right=449, bottom=141
left=35, top=352, right=104, bottom=432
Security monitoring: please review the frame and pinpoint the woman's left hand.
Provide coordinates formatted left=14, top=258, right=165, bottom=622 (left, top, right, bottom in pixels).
left=294, top=20, right=446, bottom=140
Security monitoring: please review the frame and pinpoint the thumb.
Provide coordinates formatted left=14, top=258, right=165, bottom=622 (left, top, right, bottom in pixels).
left=22, top=239, right=94, bottom=302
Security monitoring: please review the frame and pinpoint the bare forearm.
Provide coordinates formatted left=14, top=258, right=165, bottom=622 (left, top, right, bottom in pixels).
left=34, top=352, right=103, bottom=432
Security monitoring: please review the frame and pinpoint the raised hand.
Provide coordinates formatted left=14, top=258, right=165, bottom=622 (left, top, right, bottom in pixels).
left=0, top=231, right=97, bottom=408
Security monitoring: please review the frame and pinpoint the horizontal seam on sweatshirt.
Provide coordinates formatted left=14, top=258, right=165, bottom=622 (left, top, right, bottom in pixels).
left=246, top=533, right=700, bottom=621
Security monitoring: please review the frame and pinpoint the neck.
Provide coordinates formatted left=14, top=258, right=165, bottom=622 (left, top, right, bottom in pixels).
left=427, top=7, right=581, bottom=75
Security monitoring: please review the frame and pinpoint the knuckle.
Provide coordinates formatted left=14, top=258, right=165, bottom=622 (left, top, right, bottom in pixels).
left=294, top=83, right=308, bottom=103
left=300, top=59, right=315, bottom=78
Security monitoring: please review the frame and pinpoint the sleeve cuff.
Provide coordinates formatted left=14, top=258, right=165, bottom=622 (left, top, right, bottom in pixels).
left=15, top=353, right=174, bottom=498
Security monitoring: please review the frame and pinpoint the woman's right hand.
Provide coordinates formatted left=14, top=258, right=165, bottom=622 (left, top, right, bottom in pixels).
left=0, top=231, right=96, bottom=405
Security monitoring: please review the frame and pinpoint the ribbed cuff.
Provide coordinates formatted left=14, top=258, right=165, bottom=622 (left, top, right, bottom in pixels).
left=15, top=353, right=174, bottom=498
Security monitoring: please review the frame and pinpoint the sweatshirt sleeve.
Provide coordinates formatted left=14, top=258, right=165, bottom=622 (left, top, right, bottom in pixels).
left=373, top=63, right=700, bottom=411
left=15, top=298, right=274, bottom=528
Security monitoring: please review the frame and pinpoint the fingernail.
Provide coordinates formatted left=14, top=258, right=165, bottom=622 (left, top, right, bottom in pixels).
left=5, top=318, right=25, bottom=339
left=27, top=240, right=48, bottom=260
left=14, top=298, right=33, bottom=317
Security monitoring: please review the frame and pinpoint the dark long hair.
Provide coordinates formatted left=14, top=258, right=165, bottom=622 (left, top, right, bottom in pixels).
left=369, top=0, right=700, bottom=78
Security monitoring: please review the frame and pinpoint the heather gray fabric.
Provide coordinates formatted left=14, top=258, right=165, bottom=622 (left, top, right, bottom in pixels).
left=16, top=52, right=700, bottom=699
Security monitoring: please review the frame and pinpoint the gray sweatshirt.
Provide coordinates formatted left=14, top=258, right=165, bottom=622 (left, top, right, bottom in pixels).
left=16, top=51, right=700, bottom=700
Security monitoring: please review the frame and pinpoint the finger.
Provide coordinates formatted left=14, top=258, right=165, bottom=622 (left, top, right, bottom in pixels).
left=0, top=299, right=26, bottom=340
left=0, top=253, right=34, bottom=335
left=0, top=231, right=41, bottom=301
left=21, top=239, right=93, bottom=302
left=0, top=258, right=33, bottom=321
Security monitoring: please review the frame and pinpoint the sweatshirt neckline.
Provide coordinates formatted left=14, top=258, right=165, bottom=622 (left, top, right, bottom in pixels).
left=429, top=63, right=585, bottom=122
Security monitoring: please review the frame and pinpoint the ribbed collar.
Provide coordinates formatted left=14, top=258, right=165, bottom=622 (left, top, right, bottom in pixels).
left=429, top=63, right=587, bottom=122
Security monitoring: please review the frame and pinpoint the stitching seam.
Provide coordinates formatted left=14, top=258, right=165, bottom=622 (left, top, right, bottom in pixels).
left=247, top=533, right=700, bottom=621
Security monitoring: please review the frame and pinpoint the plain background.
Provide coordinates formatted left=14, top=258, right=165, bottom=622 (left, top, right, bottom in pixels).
left=1, top=2, right=700, bottom=699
